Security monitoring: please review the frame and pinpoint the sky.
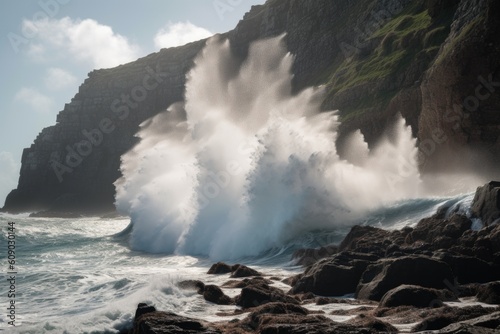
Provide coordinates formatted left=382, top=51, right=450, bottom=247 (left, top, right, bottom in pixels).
left=0, top=0, right=266, bottom=206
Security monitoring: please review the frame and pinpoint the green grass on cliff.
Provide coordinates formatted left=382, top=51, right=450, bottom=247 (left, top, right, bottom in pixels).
left=317, top=2, right=456, bottom=120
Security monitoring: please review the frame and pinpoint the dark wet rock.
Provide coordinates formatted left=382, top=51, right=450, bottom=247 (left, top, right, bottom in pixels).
left=221, top=302, right=358, bottom=334
left=338, top=225, right=393, bottom=256
left=347, top=315, right=398, bottom=333
left=281, top=275, right=300, bottom=287
left=472, top=181, right=500, bottom=226
left=177, top=280, right=205, bottom=294
left=292, top=245, right=339, bottom=266
left=291, top=251, right=377, bottom=296
left=134, top=303, right=157, bottom=321
left=235, top=282, right=299, bottom=309
left=379, top=285, right=450, bottom=308
left=222, top=277, right=272, bottom=289
left=203, top=285, right=232, bottom=305
left=439, top=311, right=500, bottom=332
left=433, top=252, right=499, bottom=284
left=207, top=262, right=232, bottom=275
left=476, top=281, right=500, bottom=304
left=405, top=214, right=472, bottom=248
left=412, top=305, right=496, bottom=332
left=131, top=304, right=220, bottom=334
left=230, top=264, right=261, bottom=278
left=356, top=255, right=454, bottom=301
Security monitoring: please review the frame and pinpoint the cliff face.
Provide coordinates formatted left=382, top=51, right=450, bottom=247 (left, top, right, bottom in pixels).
left=4, top=0, right=499, bottom=213
left=418, top=0, right=500, bottom=172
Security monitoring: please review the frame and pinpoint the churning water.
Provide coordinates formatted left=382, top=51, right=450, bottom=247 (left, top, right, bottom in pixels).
left=1, top=35, right=484, bottom=333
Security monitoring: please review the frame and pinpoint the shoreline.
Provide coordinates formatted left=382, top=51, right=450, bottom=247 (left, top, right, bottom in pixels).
left=124, top=182, right=500, bottom=333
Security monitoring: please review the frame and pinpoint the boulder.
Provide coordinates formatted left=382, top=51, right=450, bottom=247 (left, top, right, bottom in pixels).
left=207, top=262, right=232, bottom=275
left=471, top=181, right=500, bottom=226
left=347, top=315, right=398, bottom=333
left=177, top=280, right=205, bottom=294
left=411, top=305, right=494, bottom=332
left=433, top=252, right=498, bottom=284
left=131, top=304, right=220, bottom=334
left=356, top=256, right=454, bottom=301
left=292, top=245, right=338, bottom=266
left=290, top=251, right=377, bottom=296
left=134, top=303, right=156, bottom=321
left=338, top=225, right=393, bottom=256
left=230, top=264, right=261, bottom=278
left=476, top=281, right=500, bottom=304
left=202, top=285, right=232, bottom=305
left=235, top=280, right=298, bottom=308
left=405, top=214, right=472, bottom=247
left=379, top=285, right=446, bottom=308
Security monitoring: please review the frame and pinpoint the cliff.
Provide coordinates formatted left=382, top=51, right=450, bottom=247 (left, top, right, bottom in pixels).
left=3, top=0, right=499, bottom=213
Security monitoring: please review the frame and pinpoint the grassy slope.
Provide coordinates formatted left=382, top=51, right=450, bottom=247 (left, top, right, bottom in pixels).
left=316, top=2, right=456, bottom=121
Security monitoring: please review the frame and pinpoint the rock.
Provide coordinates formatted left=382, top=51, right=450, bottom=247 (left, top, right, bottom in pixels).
left=222, top=302, right=362, bottom=334
left=235, top=281, right=298, bottom=308
left=411, top=305, right=495, bottom=332
left=134, top=303, right=156, bottom=321
left=222, top=277, right=272, bottom=289
left=347, top=315, right=398, bottom=333
left=433, top=252, right=499, bottom=284
left=202, top=285, right=232, bottom=305
left=290, top=251, right=377, bottom=296
left=443, top=311, right=500, bottom=331
left=405, top=214, right=472, bottom=248
left=292, top=245, right=338, bottom=266
left=131, top=304, right=220, bottom=333
left=476, top=281, right=500, bottom=304
left=207, top=262, right=232, bottom=275
left=338, top=225, right=393, bottom=256
left=379, top=285, right=447, bottom=308
left=177, top=280, right=205, bottom=294
left=472, top=182, right=500, bottom=226
left=356, top=256, right=454, bottom=301
left=230, top=264, right=261, bottom=278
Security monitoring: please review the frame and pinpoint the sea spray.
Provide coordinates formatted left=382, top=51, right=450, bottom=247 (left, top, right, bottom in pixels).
left=115, top=35, right=422, bottom=259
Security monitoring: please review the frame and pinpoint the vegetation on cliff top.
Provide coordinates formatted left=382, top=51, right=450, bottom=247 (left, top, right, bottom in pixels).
left=316, top=2, right=456, bottom=120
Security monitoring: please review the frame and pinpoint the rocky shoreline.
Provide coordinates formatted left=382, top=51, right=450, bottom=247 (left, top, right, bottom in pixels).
left=123, top=182, right=500, bottom=333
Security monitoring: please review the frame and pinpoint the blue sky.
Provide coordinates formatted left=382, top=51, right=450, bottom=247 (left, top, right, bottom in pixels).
left=0, top=0, right=266, bottom=205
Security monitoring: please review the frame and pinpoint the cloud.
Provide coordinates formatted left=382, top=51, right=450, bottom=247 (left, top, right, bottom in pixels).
left=22, top=17, right=141, bottom=69
left=0, top=152, right=19, bottom=207
left=154, top=21, right=212, bottom=49
left=14, top=87, right=54, bottom=114
left=44, top=67, right=77, bottom=91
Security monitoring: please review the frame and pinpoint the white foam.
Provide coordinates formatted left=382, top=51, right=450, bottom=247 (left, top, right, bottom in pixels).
left=114, top=35, right=440, bottom=259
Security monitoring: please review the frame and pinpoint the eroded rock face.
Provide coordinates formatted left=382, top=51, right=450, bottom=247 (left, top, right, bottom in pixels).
left=471, top=181, right=500, bottom=225
left=418, top=0, right=500, bottom=173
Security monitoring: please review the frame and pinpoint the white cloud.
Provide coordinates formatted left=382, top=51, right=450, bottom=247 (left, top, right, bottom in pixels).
left=44, top=67, right=77, bottom=91
left=22, top=17, right=141, bottom=69
left=154, top=21, right=212, bottom=49
left=0, top=152, right=20, bottom=207
left=14, top=87, right=54, bottom=114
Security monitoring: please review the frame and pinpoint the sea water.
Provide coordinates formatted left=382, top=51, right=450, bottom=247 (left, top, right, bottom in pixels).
left=0, top=34, right=485, bottom=333
left=0, top=193, right=474, bottom=333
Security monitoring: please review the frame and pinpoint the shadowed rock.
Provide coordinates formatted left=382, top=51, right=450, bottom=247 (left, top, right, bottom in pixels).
left=379, top=285, right=450, bottom=308
left=472, top=181, right=500, bottom=226
left=356, top=256, right=454, bottom=301
left=476, top=281, right=500, bottom=304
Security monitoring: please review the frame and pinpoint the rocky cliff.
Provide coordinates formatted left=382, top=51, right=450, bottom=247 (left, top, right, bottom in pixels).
left=3, top=0, right=499, bottom=213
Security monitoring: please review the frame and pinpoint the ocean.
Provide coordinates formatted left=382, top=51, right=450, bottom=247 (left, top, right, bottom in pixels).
left=0, top=193, right=475, bottom=333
